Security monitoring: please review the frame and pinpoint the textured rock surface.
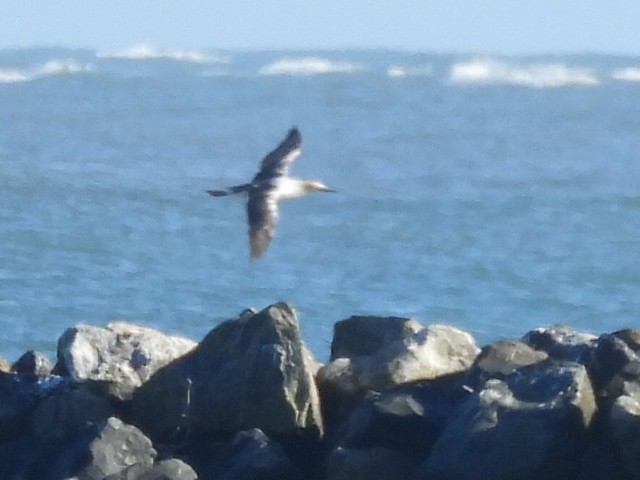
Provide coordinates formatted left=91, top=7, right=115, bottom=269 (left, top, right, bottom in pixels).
left=420, top=360, right=596, bottom=480
left=0, top=416, right=158, bottom=480
left=330, top=316, right=423, bottom=360
left=464, top=339, right=548, bottom=391
left=5, top=311, right=640, bottom=479
left=105, top=458, right=198, bottom=480
left=56, top=321, right=196, bottom=400
left=473, top=339, right=548, bottom=376
left=77, top=417, right=157, bottom=479
left=328, top=379, right=468, bottom=461
left=12, top=350, right=54, bottom=377
left=608, top=394, right=640, bottom=475
left=589, top=333, right=640, bottom=405
left=131, top=303, right=323, bottom=441
left=319, top=319, right=480, bottom=394
left=523, top=324, right=597, bottom=363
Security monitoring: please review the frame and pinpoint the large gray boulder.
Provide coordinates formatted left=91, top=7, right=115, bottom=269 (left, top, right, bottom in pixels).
left=12, top=350, right=54, bottom=378
left=77, top=417, right=157, bottom=480
left=318, top=317, right=479, bottom=394
left=130, top=303, right=323, bottom=441
left=105, top=458, right=198, bottom=480
left=419, top=360, right=596, bottom=480
left=588, top=333, right=639, bottom=405
left=607, top=394, right=640, bottom=476
left=330, top=316, right=423, bottom=360
left=56, top=321, right=196, bottom=400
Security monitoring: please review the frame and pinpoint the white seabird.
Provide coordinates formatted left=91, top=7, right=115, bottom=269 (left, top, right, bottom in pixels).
left=207, top=127, right=335, bottom=260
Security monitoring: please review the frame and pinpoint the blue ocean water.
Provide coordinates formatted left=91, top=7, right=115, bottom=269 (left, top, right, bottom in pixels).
left=1, top=46, right=639, bottom=363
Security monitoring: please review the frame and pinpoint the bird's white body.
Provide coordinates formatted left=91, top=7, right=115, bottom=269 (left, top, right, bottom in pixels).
left=268, top=176, right=307, bottom=199
left=268, top=176, right=331, bottom=200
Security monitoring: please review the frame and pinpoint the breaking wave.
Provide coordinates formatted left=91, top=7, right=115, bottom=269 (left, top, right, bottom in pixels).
left=39, top=59, right=92, bottom=75
left=97, top=44, right=227, bottom=64
left=611, top=67, right=640, bottom=82
left=0, top=59, right=92, bottom=84
left=0, top=68, right=29, bottom=83
left=258, top=56, right=363, bottom=76
left=450, top=58, right=599, bottom=88
left=386, top=64, right=432, bottom=78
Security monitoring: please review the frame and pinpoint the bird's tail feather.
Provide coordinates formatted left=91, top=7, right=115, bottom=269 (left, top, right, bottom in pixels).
left=207, top=183, right=252, bottom=197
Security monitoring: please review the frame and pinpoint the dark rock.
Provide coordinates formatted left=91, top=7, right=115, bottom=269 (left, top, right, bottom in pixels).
left=329, top=381, right=458, bottom=462
left=603, top=360, right=640, bottom=406
left=76, top=417, right=157, bottom=479
left=12, top=350, right=54, bottom=377
left=56, top=321, right=196, bottom=401
left=130, top=303, right=323, bottom=442
left=607, top=394, right=640, bottom=476
left=105, top=458, right=198, bottom=480
left=0, top=417, right=156, bottom=480
left=612, top=329, right=640, bottom=352
left=318, top=320, right=479, bottom=395
left=588, top=333, right=639, bottom=404
left=0, top=434, right=80, bottom=480
left=324, top=446, right=415, bottom=480
left=30, top=385, right=114, bottom=439
left=0, top=435, right=45, bottom=479
left=523, top=324, right=596, bottom=363
left=578, top=424, right=629, bottom=480
left=187, top=428, right=301, bottom=480
left=0, top=371, right=65, bottom=442
left=419, top=360, right=596, bottom=480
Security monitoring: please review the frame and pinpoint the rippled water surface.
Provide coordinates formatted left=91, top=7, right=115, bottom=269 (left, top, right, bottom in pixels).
left=1, top=47, right=639, bottom=361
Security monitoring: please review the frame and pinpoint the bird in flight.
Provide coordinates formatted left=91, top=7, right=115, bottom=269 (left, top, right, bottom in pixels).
left=207, top=127, right=335, bottom=260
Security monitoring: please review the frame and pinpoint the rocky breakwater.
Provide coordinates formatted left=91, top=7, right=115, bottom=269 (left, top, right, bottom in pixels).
left=0, top=304, right=639, bottom=479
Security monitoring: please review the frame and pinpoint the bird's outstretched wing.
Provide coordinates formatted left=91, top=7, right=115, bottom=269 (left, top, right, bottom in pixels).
left=247, top=189, right=279, bottom=260
left=253, top=128, right=301, bottom=182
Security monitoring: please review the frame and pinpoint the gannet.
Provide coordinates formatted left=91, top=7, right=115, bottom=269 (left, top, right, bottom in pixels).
left=207, top=127, right=335, bottom=260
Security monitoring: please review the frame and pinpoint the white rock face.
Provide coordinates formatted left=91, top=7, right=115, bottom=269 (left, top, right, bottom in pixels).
left=319, top=318, right=480, bottom=393
left=57, top=321, right=197, bottom=400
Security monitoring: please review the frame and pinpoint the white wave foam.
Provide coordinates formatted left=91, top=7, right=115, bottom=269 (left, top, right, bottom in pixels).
left=450, top=58, right=599, bottom=88
left=98, top=43, right=226, bottom=64
left=39, top=59, right=92, bottom=76
left=0, top=59, right=91, bottom=84
left=387, top=64, right=432, bottom=78
left=611, top=67, right=640, bottom=82
left=0, top=68, right=29, bottom=83
left=258, top=56, right=363, bottom=76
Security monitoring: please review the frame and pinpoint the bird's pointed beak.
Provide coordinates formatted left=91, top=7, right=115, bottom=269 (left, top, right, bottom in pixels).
left=315, top=182, right=336, bottom=193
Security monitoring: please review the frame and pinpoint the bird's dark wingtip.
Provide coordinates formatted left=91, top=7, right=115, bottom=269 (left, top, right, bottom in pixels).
left=288, top=126, right=301, bottom=141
